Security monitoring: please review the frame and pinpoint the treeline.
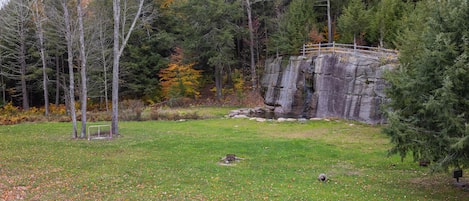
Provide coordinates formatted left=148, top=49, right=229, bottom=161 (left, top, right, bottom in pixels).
left=0, top=0, right=423, bottom=111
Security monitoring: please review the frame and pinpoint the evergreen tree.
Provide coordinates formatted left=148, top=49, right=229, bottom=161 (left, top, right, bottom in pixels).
left=0, top=0, right=34, bottom=110
left=269, top=0, right=317, bottom=54
left=384, top=0, right=469, bottom=169
left=368, top=0, right=406, bottom=48
left=119, top=1, right=177, bottom=102
left=178, top=0, right=242, bottom=99
left=337, top=0, right=369, bottom=45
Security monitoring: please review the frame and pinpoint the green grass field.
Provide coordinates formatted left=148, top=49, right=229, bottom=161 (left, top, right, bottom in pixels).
left=0, top=114, right=467, bottom=200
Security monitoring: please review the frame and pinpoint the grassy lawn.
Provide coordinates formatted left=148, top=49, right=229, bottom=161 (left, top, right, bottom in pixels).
left=0, top=114, right=467, bottom=200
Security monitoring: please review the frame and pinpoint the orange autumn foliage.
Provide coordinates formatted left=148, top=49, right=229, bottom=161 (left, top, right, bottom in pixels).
left=309, top=25, right=325, bottom=43
left=159, top=62, right=202, bottom=99
left=159, top=47, right=202, bottom=99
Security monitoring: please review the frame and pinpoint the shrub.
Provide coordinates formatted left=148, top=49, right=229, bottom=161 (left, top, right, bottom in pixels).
left=1, top=102, right=20, bottom=116
left=119, top=99, right=145, bottom=121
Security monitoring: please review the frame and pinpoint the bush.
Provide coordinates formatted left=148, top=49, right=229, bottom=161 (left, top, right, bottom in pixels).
left=119, top=99, right=145, bottom=121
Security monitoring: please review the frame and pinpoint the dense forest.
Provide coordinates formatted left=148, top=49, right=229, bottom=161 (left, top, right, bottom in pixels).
left=0, top=0, right=415, bottom=110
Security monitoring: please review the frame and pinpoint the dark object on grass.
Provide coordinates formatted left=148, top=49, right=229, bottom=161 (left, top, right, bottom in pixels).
left=226, top=154, right=236, bottom=162
left=419, top=159, right=430, bottom=167
left=453, top=169, right=463, bottom=183
left=221, top=154, right=244, bottom=164
left=318, top=173, right=327, bottom=182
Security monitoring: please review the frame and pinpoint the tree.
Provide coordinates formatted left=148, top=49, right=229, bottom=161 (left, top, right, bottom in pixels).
left=245, top=0, right=257, bottom=90
left=368, top=0, right=405, bottom=48
left=85, top=0, right=113, bottom=111
left=77, top=0, right=87, bottom=138
left=180, top=0, right=242, bottom=100
left=112, top=0, right=144, bottom=135
left=337, top=0, right=369, bottom=45
left=32, top=0, right=50, bottom=116
left=159, top=47, right=202, bottom=100
left=0, top=0, right=32, bottom=110
left=269, top=0, right=317, bottom=54
left=62, top=0, right=78, bottom=138
left=384, top=0, right=469, bottom=170
left=41, top=0, right=68, bottom=108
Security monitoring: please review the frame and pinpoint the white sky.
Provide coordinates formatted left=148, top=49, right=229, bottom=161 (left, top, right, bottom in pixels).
left=0, top=0, right=9, bottom=9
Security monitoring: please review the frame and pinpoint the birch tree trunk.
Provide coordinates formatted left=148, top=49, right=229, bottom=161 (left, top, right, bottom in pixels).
left=55, top=55, right=60, bottom=106
left=63, top=0, right=78, bottom=138
left=77, top=0, right=87, bottom=138
left=19, top=30, right=29, bottom=111
left=33, top=0, right=49, bottom=116
left=245, top=0, right=257, bottom=90
left=112, top=0, right=144, bottom=135
left=98, top=24, right=110, bottom=112
left=111, top=0, right=121, bottom=136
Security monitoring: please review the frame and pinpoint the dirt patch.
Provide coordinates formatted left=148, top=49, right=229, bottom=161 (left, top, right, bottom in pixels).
left=409, top=174, right=469, bottom=193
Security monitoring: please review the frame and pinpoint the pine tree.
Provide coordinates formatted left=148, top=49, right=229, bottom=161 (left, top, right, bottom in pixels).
left=178, top=0, right=242, bottom=100
left=337, top=0, right=369, bottom=45
left=269, top=0, right=317, bottom=54
left=368, top=0, right=406, bottom=48
left=384, top=0, right=469, bottom=169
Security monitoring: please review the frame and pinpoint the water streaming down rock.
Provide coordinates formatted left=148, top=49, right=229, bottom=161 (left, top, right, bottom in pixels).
left=260, top=54, right=397, bottom=124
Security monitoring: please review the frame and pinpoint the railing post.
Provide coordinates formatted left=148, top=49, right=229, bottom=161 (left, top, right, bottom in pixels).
left=296, top=43, right=397, bottom=58
left=333, top=41, right=335, bottom=53
left=354, top=42, right=357, bottom=54
left=302, top=44, right=305, bottom=56
left=318, top=42, right=321, bottom=55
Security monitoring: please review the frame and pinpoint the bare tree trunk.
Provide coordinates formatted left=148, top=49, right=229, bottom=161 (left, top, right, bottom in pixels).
left=98, top=26, right=109, bottom=112
left=215, top=65, right=223, bottom=100
left=112, top=0, right=144, bottom=135
left=77, top=0, right=87, bottom=138
left=112, top=0, right=121, bottom=136
left=61, top=62, right=70, bottom=114
left=55, top=55, right=60, bottom=106
left=246, top=0, right=257, bottom=91
left=63, top=0, right=78, bottom=138
left=19, top=30, right=29, bottom=111
left=379, top=27, right=384, bottom=48
left=33, top=0, right=49, bottom=116
left=118, top=0, right=144, bottom=57
left=16, top=0, right=30, bottom=111
left=0, top=62, right=4, bottom=105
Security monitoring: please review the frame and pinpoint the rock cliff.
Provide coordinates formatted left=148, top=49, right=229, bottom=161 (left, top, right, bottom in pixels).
left=260, top=54, right=396, bottom=124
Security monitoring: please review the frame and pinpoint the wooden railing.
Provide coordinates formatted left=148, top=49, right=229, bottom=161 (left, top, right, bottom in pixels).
left=300, top=42, right=398, bottom=57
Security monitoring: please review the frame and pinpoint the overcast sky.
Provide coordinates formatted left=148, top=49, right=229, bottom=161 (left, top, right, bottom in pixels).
left=0, top=0, right=8, bottom=9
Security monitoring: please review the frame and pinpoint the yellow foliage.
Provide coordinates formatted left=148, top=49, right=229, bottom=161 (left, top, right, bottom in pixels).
left=233, top=69, right=245, bottom=93
left=49, top=104, right=67, bottom=115
left=1, top=102, right=20, bottom=115
left=160, top=0, right=177, bottom=8
left=159, top=62, right=202, bottom=99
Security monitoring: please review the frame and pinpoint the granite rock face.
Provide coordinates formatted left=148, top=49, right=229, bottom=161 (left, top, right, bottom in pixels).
left=260, top=54, right=396, bottom=124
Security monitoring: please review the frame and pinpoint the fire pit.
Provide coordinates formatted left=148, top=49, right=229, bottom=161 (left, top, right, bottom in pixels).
left=217, top=154, right=244, bottom=166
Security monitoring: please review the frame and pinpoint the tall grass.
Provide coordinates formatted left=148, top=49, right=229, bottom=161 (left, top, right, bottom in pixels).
left=0, top=118, right=466, bottom=200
